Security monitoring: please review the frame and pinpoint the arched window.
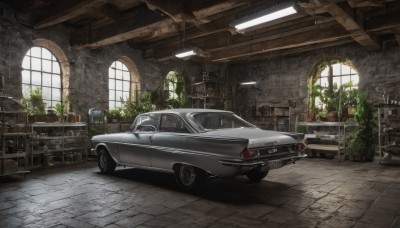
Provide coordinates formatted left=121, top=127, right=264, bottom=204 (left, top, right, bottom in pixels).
left=22, top=46, right=61, bottom=108
left=309, top=59, right=359, bottom=120
left=109, top=60, right=131, bottom=108
left=164, top=71, right=185, bottom=109
left=165, top=71, right=179, bottom=99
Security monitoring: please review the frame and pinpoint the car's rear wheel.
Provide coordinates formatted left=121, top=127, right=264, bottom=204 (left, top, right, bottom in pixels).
left=246, top=169, right=269, bottom=182
left=174, top=164, right=203, bottom=191
left=98, top=148, right=116, bottom=174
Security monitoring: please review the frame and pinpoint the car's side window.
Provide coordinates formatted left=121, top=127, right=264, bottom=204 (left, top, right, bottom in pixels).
left=135, top=114, right=160, bottom=132
left=160, top=114, right=190, bottom=133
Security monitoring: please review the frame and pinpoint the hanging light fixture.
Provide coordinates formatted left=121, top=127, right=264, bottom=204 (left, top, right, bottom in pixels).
left=175, top=22, right=204, bottom=59
left=232, top=1, right=297, bottom=33
left=175, top=49, right=196, bottom=58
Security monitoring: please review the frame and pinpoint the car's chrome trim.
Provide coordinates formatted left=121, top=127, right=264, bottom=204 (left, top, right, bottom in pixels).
left=219, top=154, right=307, bottom=167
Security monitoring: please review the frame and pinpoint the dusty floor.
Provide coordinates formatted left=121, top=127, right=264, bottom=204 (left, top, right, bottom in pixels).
left=1, top=159, right=400, bottom=228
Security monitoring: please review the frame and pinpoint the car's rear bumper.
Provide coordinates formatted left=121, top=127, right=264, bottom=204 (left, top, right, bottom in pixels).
left=219, top=154, right=307, bottom=170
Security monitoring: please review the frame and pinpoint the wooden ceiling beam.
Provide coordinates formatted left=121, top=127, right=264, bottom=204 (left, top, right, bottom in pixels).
left=33, top=0, right=110, bottom=29
left=71, top=7, right=176, bottom=49
left=323, top=2, right=380, bottom=51
left=140, top=0, right=196, bottom=23
left=144, top=22, right=350, bottom=62
left=209, top=24, right=351, bottom=62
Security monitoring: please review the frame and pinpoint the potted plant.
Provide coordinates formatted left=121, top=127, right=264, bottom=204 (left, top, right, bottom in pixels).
left=346, top=92, right=376, bottom=161
left=21, top=88, right=46, bottom=122
left=107, top=108, right=123, bottom=123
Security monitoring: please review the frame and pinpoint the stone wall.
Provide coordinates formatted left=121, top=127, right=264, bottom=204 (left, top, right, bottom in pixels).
left=227, top=44, right=400, bottom=124
left=0, top=8, right=205, bottom=121
left=2, top=5, right=399, bottom=125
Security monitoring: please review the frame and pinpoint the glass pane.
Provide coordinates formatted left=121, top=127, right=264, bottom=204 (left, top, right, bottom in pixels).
left=123, top=92, right=130, bottom=101
left=43, top=73, right=52, bottom=86
left=342, top=76, right=351, bottom=85
left=116, top=101, right=122, bottom=108
left=122, top=63, right=128, bottom=71
left=43, top=100, right=50, bottom=108
left=116, top=70, right=122, bottom=80
left=123, top=81, right=130, bottom=91
left=116, top=61, right=122, bottom=70
left=109, top=101, right=115, bottom=109
left=320, top=78, right=328, bottom=88
left=42, top=48, right=52, bottom=60
left=22, top=70, right=30, bottom=84
left=22, top=85, right=30, bottom=97
left=42, top=87, right=52, bottom=100
left=109, top=90, right=115, bottom=100
left=333, top=76, right=341, bottom=86
left=52, top=74, right=61, bottom=88
left=116, top=80, right=122, bottom=89
left=115, top=91, right=123, bottom=101
left=320, top=67, right=329, bottom=77
left=123, top=71, right=130, bottom=81
left=109, top=79, right=115, bottom=90
left=31, top=47, right=41, bottom=58
left=332, top=64, right=341, bottom=76
left=32, top=71, right=41, bottom=85
left=342, top=65, right=351, bottom=75
left=22, top=56, right=30, bottom=69
left=31, top=57, right=41, bottom=71
left=53, top=88, right=61, bottom=102
left=42, top=59, right=52, bottom=72
left=109, top=68, right=115, bottom=78
left=53, top=62, right=60, bottom=74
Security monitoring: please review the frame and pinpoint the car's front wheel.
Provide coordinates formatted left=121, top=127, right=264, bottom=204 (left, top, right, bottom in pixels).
left=246, top=169, right=269, bottom=182
left=174, top=164, right=204, bottom=191
left=98, top=148, right=116, bottom=174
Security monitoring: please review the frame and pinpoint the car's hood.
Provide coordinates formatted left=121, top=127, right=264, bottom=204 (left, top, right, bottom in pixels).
left=201, top=128, right=297, bottom=148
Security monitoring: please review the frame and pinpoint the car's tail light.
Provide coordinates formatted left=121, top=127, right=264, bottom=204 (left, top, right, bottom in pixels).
left=241, top=148, right=256, bottom=159
left=293, top=142, right=307, bottom=151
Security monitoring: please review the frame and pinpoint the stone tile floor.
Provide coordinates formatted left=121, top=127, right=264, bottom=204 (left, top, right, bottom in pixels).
left=1, top=159, right=400, bottom=228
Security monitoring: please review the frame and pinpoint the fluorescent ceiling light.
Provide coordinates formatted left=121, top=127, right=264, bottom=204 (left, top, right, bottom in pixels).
left=175, top=50, right=196, bottom=58
left=235, top=6, right=297, bottom=31
left=240, top=81, right=257, bottom=85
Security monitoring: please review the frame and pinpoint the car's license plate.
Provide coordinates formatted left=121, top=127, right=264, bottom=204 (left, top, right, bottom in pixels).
left=267, top=161, right=283, bottom=170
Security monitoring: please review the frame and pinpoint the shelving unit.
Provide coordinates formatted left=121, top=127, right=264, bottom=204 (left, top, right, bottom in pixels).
left=254, top=106, right=290, bottom=131
left=377, top=104, right=400, bottom=164
left=0, top=96, right=30, bottom=177
left=29, top=122, right=87, bottom=169
left=297, top=121, right=357, bottom=160
left=190, top=71, right=224, bottom=109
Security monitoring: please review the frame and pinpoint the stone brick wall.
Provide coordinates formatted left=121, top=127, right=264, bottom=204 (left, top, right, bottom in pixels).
left=2, top=5, right=399, bottom=127
left=227, top=44, right=400, bottom=125
left=0, top=8, right=205, bottom=121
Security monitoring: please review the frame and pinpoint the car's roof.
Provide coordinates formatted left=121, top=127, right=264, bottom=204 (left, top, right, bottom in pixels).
left=146, top=108, right=232, bottom=115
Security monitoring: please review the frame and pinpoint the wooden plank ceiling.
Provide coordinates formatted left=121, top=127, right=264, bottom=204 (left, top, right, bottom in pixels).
left=1, top=0, right=399, bottom=63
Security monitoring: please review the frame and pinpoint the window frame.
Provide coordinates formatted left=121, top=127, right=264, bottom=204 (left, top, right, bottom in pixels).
left=21, top=46, right=62, bottom=108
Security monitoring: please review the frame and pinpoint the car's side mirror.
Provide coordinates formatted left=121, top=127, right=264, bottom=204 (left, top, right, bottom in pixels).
left=136, top=125, right=156, bottom=132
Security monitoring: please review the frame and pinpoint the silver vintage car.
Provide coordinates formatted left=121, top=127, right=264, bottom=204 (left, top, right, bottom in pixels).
left=91, top=109, right=306, bottom=190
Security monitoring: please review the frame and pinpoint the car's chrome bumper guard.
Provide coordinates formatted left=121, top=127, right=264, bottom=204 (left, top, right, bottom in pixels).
left=219, top=154, right=307, bottom=168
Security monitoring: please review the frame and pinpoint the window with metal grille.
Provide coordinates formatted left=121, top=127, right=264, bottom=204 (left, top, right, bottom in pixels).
left=22, top=46, right=61, bottom=108
left=109, top=60, right=131, bottom=108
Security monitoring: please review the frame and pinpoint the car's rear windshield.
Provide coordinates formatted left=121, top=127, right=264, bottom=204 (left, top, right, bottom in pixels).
left=191, top=112, right=253, bottom=130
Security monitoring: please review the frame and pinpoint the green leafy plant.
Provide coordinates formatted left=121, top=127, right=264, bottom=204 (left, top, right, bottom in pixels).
left=107, top=108, right=123, bottom=122
left=55, top=95, right=76, bottom=120
left=346, top=92, right=376, bottom=161
left=121, top=97, right=138, bottom=122
left=21, top=87, right=46, bottom=116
